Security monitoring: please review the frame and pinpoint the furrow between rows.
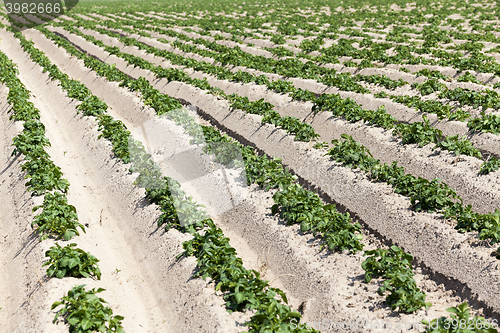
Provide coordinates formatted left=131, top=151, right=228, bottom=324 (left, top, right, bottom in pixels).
left=22, top=25, right=492, bottom=331
left=48, top=25, right=500, bottom=216
left=0, top=27, right=240, bottom=333
left=72, top=23, right=500, bottom=149
left=0, top=84, right=46, bottom=332
left=37, top=22, right=500, bottom=320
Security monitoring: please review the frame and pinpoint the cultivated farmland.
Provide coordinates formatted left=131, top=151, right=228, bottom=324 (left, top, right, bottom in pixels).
left=1, top=0, right=500, bottom=332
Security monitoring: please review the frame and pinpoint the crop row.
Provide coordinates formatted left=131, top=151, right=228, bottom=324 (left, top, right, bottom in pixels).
left=31, top=18, right=500, bottom=320
left=0, top=26, right=125, bottom=332
left=141, top=7, right=500, bottom=45
left=49, top=19, right=500, bottom=175
left=0, top=39, right=83, bottom=241
left=324, top=133, right=500, bottom=250
left=138, top=23, right=500, bottom=117
left=40, top=20, right=500, bottom=247
left=73, top=14, right=415, bottom=92
left=10, top=23, right=322, bottom=331
left=66, top=14, right=500, bottom=136
left=50, top=20, right=322, bottom=142
left=107, top=11, right=500, bottom=80
left=58, top=11, right=500, bottom=149
left=65, top=0, right=500, bottom=64
left=121, top=11, right=500, bottom=112
left=29, top=21, right=440, bottom=316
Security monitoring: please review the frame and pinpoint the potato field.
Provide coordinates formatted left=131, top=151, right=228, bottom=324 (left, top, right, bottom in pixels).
left=1, top=0, right=500, bottom=332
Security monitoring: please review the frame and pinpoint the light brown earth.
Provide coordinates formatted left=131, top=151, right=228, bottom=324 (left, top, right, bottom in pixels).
left=2, top=4, right=500, bottom=333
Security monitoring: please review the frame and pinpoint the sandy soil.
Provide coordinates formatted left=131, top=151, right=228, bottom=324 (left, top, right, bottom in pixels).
left=0, top=83, right=47, bottom=333
left=19, top=27, right=493, bottom=332
left=3, top=5, right=500, bottom=332
left=38, top=25, right=500, bottom=323
left=58, top=25, right=500, bottom=216
left=0, top=28, right=242, bottom=333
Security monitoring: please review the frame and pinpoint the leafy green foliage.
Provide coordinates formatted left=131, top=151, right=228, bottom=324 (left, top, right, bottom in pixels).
left=369, top=161, right=406, bottom=183
left=12, top=121, right=50, bottom=158
left=432, top=135, right=482, bottom=158
left=0, top=52, right=40, bottom=122
left=1, top=54, right=60, bottom=195
left=422, top=302, right=497, bottom=332
left=204, top=126, right=297, bottom=190
left=21, top=155, right=70, bottom=196
left=468, top=112, right=500, bottom=134
left=397, top=177, right=460, bottom=213
left=274, top=116, right=320, bottom=142
left=475, top=210, right=500, bottom=244
left=290, top=88, right=316, bottom=101
left=412, top=78, right=446, bottom=96
left=270, top=34, right=286, bottom=44
left=120, top=77, right=183, bottom=115
left=363, top=246, right=414, bottom=283
left=266, top=79, right=296, bottom=94
left=457, top=71, right=481, bottom=84
left=440, top=88, right=500, bottom=111
left=97, top=115, right=131, bottom=163
left=52, top=285, right=125, bottom=333
left=313, top=94, right=397, bottom=128
left=415, top=69, right=448, bottom=80
left=390, top=94, right=471, bottom=121
left=228, top=94, right=319, bottom=141
left=320, top=72, right=370, bottom=94
left=231, top=70, right=256, bottom=83
left=265, top=46, right=294, bottom=57
left=179, top=225, right=317, bottom=332
left=65, top=80, right=92, bottom=100
left=77, top=96, right=108, bottom=117
left=362, top=245, right=431, bottom=313
left=272, top=184, right=364, bottom=252
left=393, top=115, right=443, bottom=147
left=357, top=74, right=408, bottom=89
left=243, top=151, right=297, bottom=190
left=326, top=134, right=379, bottom=171
left=313, top=141, right=329, bottom=149
left=326, top=135, right=460, bottom=213
left=363, top=105, right=398, bottom=128
left=44, top=243, right=101, bottom=280
left=32, top=192, right=85, bottom=241
left=1, top=37, right=88, bottom=249
left=145, top=178, right=209, bottom=233
left=444, top=203, right=500, bottom=244
left=480, top=156, right=500, bottom=175
left=374, top=91, right=389, bottom=98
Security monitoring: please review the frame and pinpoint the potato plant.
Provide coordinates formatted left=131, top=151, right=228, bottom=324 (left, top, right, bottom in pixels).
left=52, top=285, right=125, bottom=333
left=44, top=243, right=101, bottom=280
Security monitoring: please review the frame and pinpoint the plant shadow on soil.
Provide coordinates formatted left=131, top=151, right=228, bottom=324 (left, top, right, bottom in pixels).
left=13, top=229, right=39, bottom=261
left=128, top=195, right=167, bottom=238
left=14, top=229, right=50, bottom=305
left=0, top=152, right=21, bottom=177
